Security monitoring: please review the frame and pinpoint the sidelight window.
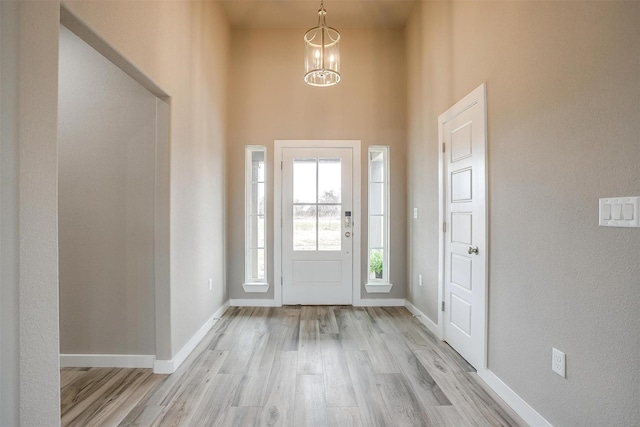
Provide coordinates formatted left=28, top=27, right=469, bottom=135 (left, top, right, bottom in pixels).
left=368, top=146, right=389, bottom=285
left=245, top=146, right=267, bottom=284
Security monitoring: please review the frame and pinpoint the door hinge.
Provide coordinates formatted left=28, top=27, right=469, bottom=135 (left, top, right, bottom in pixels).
left=281, top=161, right=283, bottom=170
left=443, top=222, right=447, bottom=233
left=442, top=301, right=445, bottom=312
left=281, top=277, right=283, bottom=286
left=442, top=142, right=446, bottom=153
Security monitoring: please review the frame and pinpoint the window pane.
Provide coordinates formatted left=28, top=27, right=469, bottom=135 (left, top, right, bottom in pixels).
left=293, top=204, right=316, bottom=251
left=369, top=183, right=385, bottom=215
left=251, top=183, right=265, bottom=215
left=369, top=150, right=384, bottom=182
left=369, top=215, right=384, bottom=249
left=251, top=150, right=265, bottom=182
left=318, top=158, right=341, bottom=203
left=318, top=204, right=341, bottom=251
left=249, top=215, right=265, bottom=248
left=257, top=215, right=265, bottom=247
left=249, top=215, right=258, bottom=247
left=369, top=249, right=384, bottom=280
left=250, top=248, right=265, bottom=280
left=294, top=158, right=317, bottom=203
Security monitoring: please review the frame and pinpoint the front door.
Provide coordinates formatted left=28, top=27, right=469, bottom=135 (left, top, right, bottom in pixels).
left=440, top=84, right=487, bottom=370
left=282, top=147, right=353, bottom=304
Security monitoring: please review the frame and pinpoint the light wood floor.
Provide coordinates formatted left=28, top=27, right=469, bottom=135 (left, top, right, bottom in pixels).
left=61, top=306, right=525, bottom=426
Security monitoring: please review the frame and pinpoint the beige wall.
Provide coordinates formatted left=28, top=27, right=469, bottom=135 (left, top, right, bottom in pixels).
left=0, top=1, right=61, bottom=424
left=62, top=0, right=230, bottom=357
left=58, top=26, right=157, bottom=355
left=0, top=3, right=19, bottom=423
left=227, top=27, right=407, bottom=301
left=406, top=1, right=640, bottom=425
left=2, top=1, right=228, bottom=422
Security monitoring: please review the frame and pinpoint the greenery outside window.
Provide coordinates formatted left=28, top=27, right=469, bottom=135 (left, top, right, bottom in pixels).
left=366, top=146, right=392, bottom=293
left=244, top=146, right=268, bottom=293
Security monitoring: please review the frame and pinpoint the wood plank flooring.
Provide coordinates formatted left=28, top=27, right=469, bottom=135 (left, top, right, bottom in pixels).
left=61, top=306, right=526, bottom=427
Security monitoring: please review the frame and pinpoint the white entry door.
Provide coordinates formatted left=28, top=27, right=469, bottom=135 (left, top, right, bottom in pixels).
left=440, top=84, right=487, bottom=370
left=282, top=147, right=353, bottom=304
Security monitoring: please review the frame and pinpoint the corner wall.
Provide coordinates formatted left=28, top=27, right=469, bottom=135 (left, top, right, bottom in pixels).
left=0, top=1, right=61, bottom=424
left=62, top=0, right=230, bottom=360
left=406, top=1, right=640, bottom=425
left=58, top=25, right=157, bottom=356
left=0, top=2, right=20, bottom=424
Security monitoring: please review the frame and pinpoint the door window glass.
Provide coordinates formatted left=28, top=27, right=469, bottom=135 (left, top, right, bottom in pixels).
left=318, top=159, right=341, bottom=203
left=293, top=157, right=342, bottom=251
left=293, top=205, right=317, bottom=251
left=318, top=204, right=341, bottom=251
left=293, top=158, right=317, bottom=203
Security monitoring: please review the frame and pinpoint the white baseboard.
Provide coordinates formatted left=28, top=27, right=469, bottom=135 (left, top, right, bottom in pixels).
left=404, top=300, right=441, bottom=338
left=403, top=299, right=551, bottom=426
left=478, top=369, right=552, bottom=427
left=229, top=298, right=405, bottom=307
left=354, top=298, right=405, bottom=307
left=230, top=298, right=405, bottom=307
left=60, top=354, right=155, bottom=369
left=230, top=298, right=280, bottom=307
left=153, top=300, right=230, bottom=374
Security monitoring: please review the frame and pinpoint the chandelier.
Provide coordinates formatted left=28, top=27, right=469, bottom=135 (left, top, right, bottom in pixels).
left=304, top=0, right=341, bottom=87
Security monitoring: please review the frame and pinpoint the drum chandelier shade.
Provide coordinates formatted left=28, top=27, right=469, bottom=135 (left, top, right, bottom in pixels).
left=304, top=0, right=341, bottom=87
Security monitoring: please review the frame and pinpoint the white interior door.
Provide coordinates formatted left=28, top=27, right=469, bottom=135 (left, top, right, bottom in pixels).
left=282, top=148, right=353, bottom=305
left=440, top=84, right=487, bottom=369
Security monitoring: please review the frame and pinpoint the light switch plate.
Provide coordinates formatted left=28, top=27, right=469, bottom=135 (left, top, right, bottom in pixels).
left=413, top=208, right=418, bottom=219
left=599, top=197, right=639, bottom=227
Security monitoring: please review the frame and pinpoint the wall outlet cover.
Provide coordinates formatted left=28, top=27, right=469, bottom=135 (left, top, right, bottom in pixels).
left=552, top=347, right=566, bottom=378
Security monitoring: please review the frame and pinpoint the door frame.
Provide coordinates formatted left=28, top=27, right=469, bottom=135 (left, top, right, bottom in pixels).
left=437, top=83, right=488, bottom=369
left=274, top=140, right=361, bottom=306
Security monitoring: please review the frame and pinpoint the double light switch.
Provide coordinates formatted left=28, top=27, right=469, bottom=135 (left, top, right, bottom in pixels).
left=599, top=197, right=639, bottom=227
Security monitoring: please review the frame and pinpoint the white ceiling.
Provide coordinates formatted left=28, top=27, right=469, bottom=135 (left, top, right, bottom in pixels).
left=218, top=0, right=417, bottom=29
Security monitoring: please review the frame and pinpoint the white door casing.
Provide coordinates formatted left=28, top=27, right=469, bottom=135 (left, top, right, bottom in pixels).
left=274, top=140, right=361, bottom=306
left=438, top=84, right=488, bottom=370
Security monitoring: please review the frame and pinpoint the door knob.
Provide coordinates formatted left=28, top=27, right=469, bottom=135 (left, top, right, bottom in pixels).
left=345, top=232, right=351, bottom=238
left=468, top=246, right=479, bottom=255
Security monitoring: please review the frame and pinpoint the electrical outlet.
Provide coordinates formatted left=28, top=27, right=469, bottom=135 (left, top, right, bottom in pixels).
left=418, top=274, right=423, bottom=286
left=209, top=278, right=213, bottom=291
left=413, top=208, right=419, bottom=219
left=552, top=348, right=565, bottom=378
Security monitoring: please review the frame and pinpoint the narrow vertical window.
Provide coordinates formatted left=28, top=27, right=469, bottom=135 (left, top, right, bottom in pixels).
left=367, top=146, right=391, bottom=291
left=244, top=146, right=268, bottom=292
